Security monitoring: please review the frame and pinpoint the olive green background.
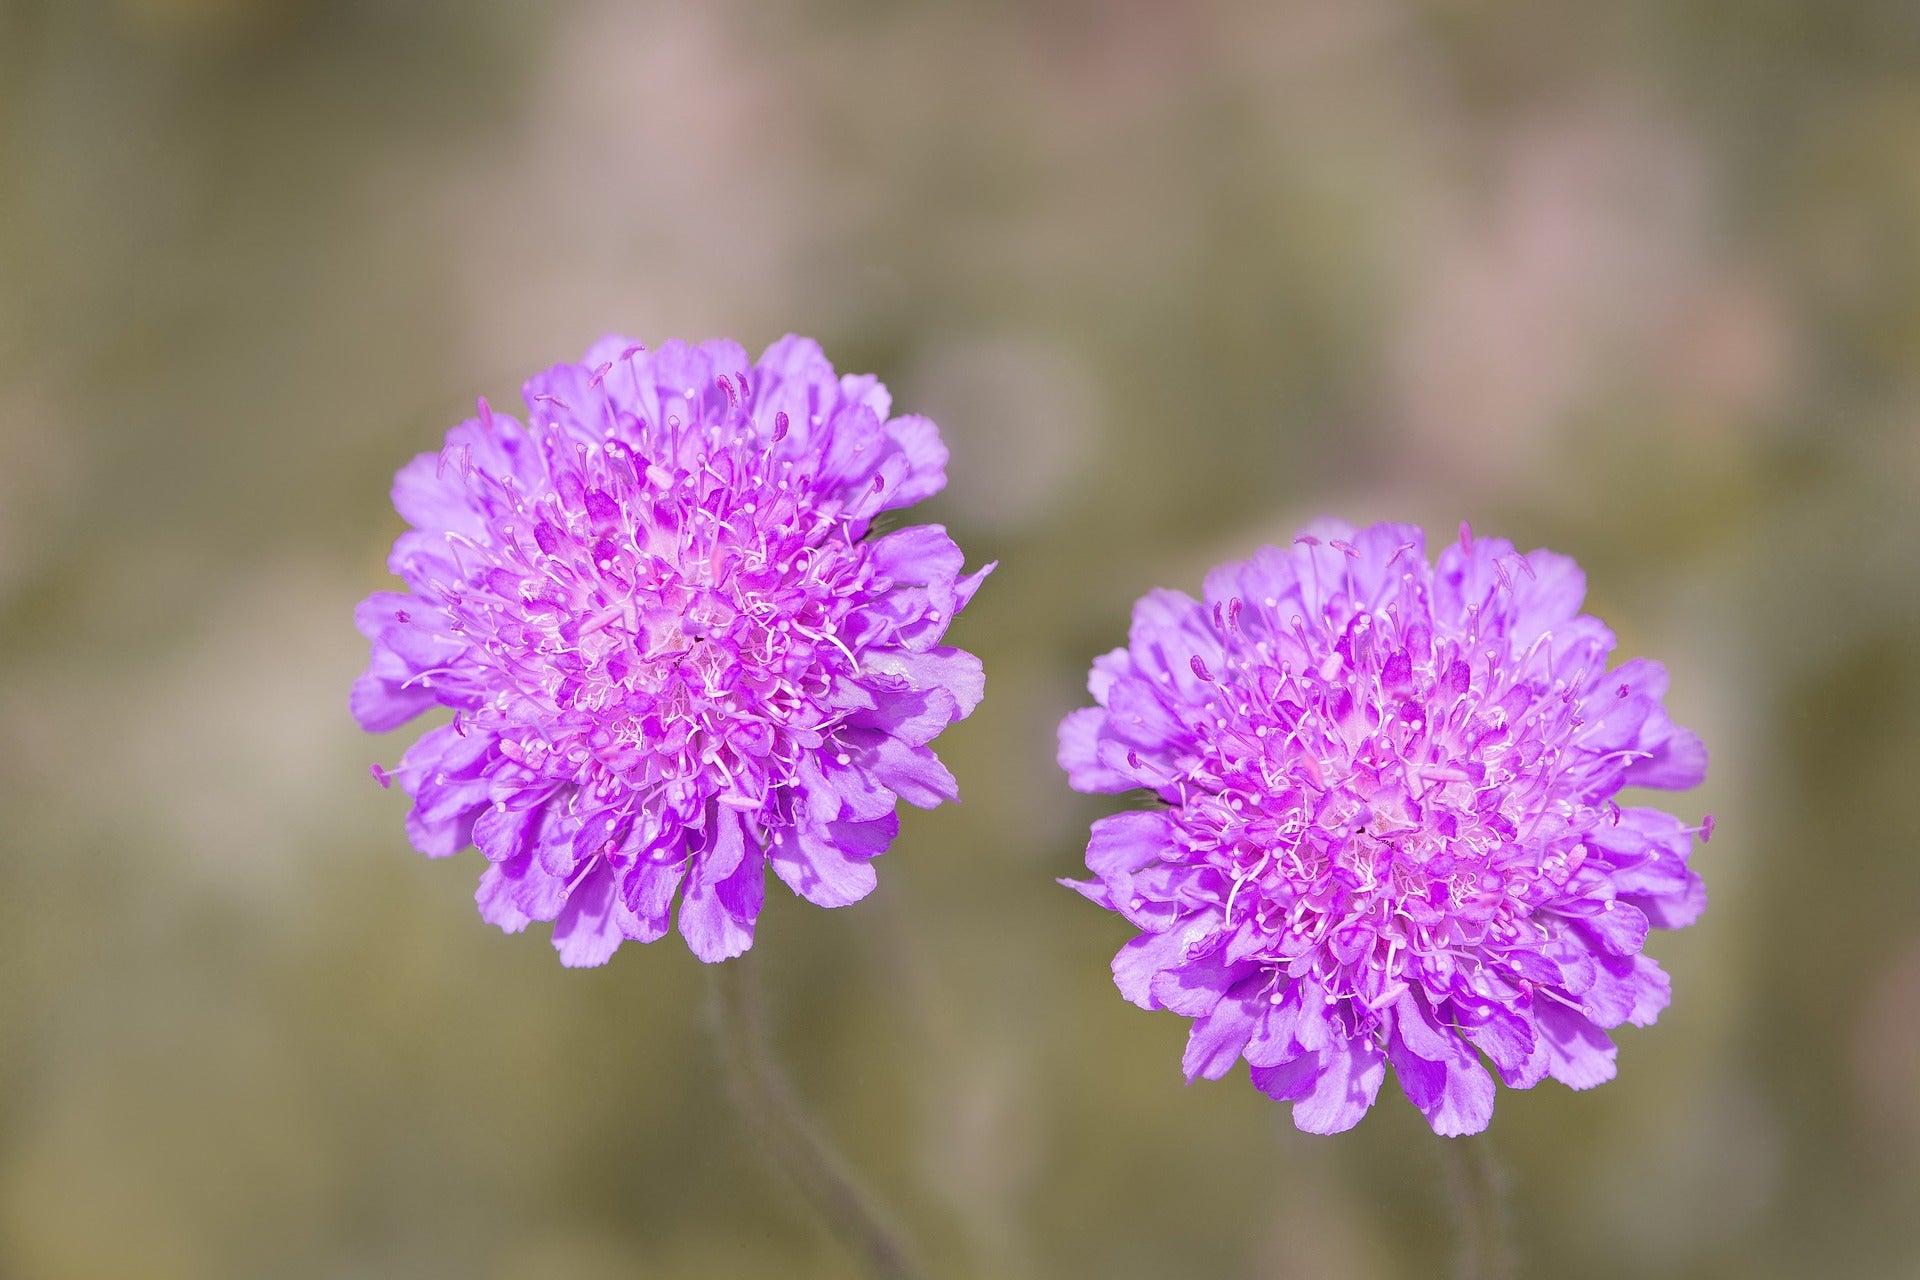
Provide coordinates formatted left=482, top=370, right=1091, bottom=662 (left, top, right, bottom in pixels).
left=3, top=2, right=1917, bottom=1276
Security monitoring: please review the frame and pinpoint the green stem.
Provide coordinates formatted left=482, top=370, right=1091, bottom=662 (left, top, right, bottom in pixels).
left=1438, top=1133, right=1515, bottom=1280
left=708, top=954, right=923, bottom=1280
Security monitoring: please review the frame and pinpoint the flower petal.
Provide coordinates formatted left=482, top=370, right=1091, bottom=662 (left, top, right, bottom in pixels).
left=768, top=816, right=893, bottom=908
left=552, top=861, right=625, bottom=968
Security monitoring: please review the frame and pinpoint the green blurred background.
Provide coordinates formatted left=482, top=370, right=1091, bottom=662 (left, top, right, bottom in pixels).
left=3, top=1, right=1918, bottom=1276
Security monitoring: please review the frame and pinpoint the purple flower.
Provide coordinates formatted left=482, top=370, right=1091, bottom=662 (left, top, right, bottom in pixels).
left=354, top=336, right=991, bottom=966
left=1058, top=521, right=1708, bottom=1135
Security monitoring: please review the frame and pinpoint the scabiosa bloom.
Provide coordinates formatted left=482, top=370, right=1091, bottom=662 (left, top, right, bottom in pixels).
left=354, top=336, right=991, bottom=966
left=1058, top=521, right=1708, bottom=1135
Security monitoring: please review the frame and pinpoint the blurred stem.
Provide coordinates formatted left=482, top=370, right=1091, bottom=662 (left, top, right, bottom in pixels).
left=708, top=953, right=923, bottom=1280
left=1438, top=1133, right=1514, bottom=1280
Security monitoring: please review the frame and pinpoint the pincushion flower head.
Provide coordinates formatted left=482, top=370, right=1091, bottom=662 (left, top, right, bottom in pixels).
left=354, top=336, right=991, bottom=966
left=1058, top=520, right=1709, bottom=1135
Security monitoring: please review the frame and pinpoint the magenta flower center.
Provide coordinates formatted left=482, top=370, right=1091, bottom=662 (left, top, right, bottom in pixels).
left=1173, top=573, right=1610, bottom=1010
left=419, top=410, right=879, bottom=810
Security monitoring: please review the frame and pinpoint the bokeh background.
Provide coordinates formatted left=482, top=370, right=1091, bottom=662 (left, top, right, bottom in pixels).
left=3, top=1, right=1918, bottom=1276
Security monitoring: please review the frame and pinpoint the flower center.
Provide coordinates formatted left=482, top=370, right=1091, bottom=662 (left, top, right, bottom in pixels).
left=433, top=419, right=870, bottom=798
left=1183, top=601, right=1599, bottom=1007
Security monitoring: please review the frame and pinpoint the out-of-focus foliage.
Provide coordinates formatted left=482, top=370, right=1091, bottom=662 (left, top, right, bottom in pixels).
left=1, top=1, right=1915, bottom=1276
